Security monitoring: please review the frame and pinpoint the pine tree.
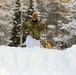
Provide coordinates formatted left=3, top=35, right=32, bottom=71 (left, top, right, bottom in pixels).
left=46, top=1, right=70, bottom=35
left=25, top=0, right=35, bottom=21
left=9, top=0, right=21, bottom=47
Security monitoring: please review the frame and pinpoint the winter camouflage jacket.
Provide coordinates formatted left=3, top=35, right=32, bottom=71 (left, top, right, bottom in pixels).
left=20, top=20, right=48, bottom=40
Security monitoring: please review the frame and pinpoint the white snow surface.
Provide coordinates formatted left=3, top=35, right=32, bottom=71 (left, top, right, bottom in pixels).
left=0, top=45, right=76, bottom=75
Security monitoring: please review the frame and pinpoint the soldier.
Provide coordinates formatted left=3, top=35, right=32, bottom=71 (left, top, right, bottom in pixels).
left=20, top=12, right=48, bottom=48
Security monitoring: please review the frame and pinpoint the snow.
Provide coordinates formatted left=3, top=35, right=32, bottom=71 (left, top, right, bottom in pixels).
left=61, top=19, right=76, bottom=35
left=65, top=0, right=76, bottom=7
left=48, top=25, right=55, bottom=29
left=53, top=34, right=72, bottom=42
left=0, top=32, right=4, bottom=36
left=0, top=45, right=76, bottom=75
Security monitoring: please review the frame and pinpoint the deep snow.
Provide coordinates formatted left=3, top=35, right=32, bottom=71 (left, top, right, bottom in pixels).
left=0, top=45, right=76, bottom=75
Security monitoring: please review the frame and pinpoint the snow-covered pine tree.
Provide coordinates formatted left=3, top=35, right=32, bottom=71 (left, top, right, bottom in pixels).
left=0, top=0, right=15, bottom=45
left=9, top=0, right=21, bottom=47
left=59, top=0, right=76, bottom=48
left=46, top=1, right=70, bottom=35
left=25, top=0, right=35, bottom=21
left=36, top=0, right=47, bottom=22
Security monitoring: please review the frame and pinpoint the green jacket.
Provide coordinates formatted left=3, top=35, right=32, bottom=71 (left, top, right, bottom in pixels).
left=20, top=20, right=48, bottom=40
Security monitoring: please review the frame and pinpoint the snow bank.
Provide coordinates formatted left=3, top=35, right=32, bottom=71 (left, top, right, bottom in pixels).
left=0, top=45, right=76, bottom=75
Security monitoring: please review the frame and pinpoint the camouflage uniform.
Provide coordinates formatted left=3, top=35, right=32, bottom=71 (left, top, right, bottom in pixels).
left=20, top=20, right=48, bottom=40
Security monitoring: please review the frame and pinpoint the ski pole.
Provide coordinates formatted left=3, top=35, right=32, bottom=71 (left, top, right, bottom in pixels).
left=45, top=29, right=47, bottom=48
left=20, top=33, right=23, bottom=47
left=20, top=1, right=23, bottom=47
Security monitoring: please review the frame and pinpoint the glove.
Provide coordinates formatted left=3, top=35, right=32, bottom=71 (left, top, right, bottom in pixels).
left=45, top=41, right=52, bottom=49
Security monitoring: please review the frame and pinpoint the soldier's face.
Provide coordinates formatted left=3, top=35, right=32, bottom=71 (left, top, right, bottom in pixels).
left=32, top=17, right=37, bottom=21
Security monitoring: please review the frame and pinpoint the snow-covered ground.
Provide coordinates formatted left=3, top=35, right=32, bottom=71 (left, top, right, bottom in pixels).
left=0, top=45, right=76, bottom=75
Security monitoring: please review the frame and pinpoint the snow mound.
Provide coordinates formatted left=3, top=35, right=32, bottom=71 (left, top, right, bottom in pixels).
left=0, top=45, right=76, bottom=75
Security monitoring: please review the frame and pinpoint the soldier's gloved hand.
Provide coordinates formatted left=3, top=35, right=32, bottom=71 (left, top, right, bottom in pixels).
left=45, top=41, right=52, bottom=49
